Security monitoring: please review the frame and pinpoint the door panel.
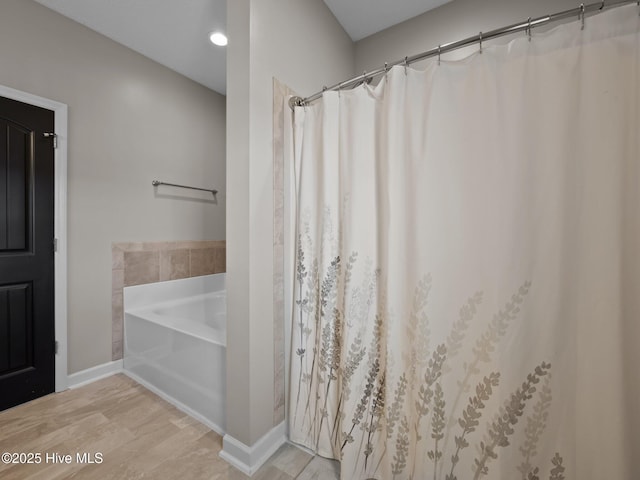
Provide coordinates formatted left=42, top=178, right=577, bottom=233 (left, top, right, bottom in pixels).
left=1, top=284, right=33, bottom=372
left=4, top=122, right=30, bottom=251
left=0, top=96, right=54, bottom=411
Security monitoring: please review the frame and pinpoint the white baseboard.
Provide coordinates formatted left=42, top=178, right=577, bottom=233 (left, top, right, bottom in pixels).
left=219, top=422, right=286, bottom=476
left=67, top=360, right=123, bottom=389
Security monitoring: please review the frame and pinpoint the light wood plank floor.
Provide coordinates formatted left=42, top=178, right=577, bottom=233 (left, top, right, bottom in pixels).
left=0, top=374, right=322, bottom=480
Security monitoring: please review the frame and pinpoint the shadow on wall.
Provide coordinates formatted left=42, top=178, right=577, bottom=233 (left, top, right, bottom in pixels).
left=111, top=240, right=226, bottom=360
left=153, top=192, right=219, bottom=205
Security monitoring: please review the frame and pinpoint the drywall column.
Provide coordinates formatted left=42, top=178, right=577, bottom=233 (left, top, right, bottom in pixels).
left=225, top=0, right=253, bottom=447
left=225, top=0, right=354, bottom=459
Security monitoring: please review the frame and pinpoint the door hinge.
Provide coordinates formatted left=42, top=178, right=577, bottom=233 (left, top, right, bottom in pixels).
left=55, top=340, right=59, bottom=355
left=53, top=237, right=58, bottom=252
left=43, top=132, right=58, bottom=148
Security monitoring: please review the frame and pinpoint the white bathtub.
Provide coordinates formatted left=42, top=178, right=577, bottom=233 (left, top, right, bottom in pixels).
left=123, top=274, right=226, bottom=434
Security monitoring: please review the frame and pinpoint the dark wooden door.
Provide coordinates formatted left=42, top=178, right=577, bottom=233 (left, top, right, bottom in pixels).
left=0, top=95, right=55, bottom=411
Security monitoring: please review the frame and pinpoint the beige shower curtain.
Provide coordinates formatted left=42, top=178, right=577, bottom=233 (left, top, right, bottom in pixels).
left=288, top=5, right=639, bottom=479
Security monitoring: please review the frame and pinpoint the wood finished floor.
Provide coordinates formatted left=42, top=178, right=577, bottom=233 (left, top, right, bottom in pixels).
left=0, top=374, right=338, bottom=480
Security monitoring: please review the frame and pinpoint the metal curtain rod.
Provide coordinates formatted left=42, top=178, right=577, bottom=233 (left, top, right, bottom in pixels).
left=152, top=180, right=218, bottom=196
left=290, top=0, right=638, bottom=108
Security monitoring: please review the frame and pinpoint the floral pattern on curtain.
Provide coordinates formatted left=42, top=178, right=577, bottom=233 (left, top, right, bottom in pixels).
left=288, top=6, right=640, bottom=480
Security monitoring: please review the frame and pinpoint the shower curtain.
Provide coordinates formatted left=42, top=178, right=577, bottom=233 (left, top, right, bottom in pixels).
left=288, top=5, right=639, bottom=480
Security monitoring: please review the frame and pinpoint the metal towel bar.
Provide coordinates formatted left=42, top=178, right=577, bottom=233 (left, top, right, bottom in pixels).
left=152, top=180, right=217, bottom=196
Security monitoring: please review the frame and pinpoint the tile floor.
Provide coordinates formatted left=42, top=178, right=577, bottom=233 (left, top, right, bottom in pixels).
left=0, top=374, right=340, bottom=479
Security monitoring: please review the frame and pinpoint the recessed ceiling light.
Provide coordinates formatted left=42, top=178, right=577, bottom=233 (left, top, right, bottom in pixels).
left=209, top=32, right=228, bottom=46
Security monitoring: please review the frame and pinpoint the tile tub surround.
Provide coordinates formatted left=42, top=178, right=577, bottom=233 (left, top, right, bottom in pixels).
left=273, top=80, right=296, bottom=425
left=111, top=241, right=226, bottom=360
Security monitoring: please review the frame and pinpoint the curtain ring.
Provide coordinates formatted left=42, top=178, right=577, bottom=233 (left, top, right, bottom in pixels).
left=404, top=56, right=408, bottom=75
left=479, top=32, right=483, bottom=54
left=527, top=17, right=532, bottom=41
left=363, top=71, right=373, bottom=86
left=438, top=45, right=441, bottom=65
left=580, top=3, right=585, bottom=30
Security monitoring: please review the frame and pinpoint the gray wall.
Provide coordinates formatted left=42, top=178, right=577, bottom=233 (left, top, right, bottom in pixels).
left=0, top=0, right=226, bottom=374
left=356, top=0, right=580, bottom=72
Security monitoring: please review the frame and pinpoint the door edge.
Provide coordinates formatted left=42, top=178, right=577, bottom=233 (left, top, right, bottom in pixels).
left=0, top=84, right=68, bottom=392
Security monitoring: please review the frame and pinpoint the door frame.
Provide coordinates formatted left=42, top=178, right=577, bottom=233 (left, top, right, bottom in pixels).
left=0, top=84, right=68, bottom=392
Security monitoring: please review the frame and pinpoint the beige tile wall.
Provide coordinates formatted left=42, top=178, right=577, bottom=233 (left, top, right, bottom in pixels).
left=273, top=80, right=295, bottom=424
left=111, top=240, right=226, bottom=360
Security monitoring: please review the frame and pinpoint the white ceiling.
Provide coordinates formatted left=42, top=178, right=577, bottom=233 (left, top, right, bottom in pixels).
left=33, top=0, right=452, bottom=95
left=323, top=0, right=454, bottom=41
left=34, top=0, right=227, bottom=94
